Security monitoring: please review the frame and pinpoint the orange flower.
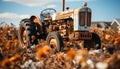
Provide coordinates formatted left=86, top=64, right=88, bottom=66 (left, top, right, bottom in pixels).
left=1, top=58, right=10, bottom=67
left=36, top=45, right=52, bottom=60
left=66, top=48, right=76, bottom=61
left=9, top=54, right=21, bottom=63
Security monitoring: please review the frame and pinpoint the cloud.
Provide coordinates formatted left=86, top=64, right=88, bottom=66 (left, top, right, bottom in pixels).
left=0, top=12, right=30, bottom=19
left=66, top=0, right=94, bottom=2
left=3, top=0, right=94, bottom=7
left=42, top=4, right=57, bottom=9
left=0, top=13, right=30, bottom=27
left=3, top=0, right=56, bottom=7
left=46, top=5, right=56, bottom=8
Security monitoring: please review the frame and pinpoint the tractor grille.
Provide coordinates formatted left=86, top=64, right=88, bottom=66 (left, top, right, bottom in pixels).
left=79, top=12, right=91, bottom=26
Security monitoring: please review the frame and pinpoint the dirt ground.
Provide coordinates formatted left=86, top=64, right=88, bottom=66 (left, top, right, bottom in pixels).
left=0, top=25, right=120, bottom=69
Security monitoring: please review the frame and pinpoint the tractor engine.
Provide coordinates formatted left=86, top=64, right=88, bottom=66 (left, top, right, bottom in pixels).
left=47, top=19, right=74, bottom=39
left=50, top=3, right=92, bottom=41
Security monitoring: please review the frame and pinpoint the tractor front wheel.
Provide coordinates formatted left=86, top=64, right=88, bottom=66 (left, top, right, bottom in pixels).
left=84, top=33, right=101, bottom=50
left=46, top=32, right=64, bottom=53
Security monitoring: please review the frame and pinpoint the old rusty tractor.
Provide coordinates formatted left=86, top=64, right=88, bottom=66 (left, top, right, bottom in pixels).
left=18, top=0, right=101, bottom=52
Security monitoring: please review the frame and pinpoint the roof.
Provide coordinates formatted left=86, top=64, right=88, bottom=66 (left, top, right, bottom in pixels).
left=92, top=21, right=111, bottom=26
left=111, top=18, right=120, bottom=26
left=116, top=19, right=120, bottom=23
left=91, top=21, right=111, bottom=29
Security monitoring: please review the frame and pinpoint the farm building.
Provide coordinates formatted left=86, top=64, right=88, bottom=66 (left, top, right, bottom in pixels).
left=91, top=21, right=111, bottom=30
left=111, top=19, right=120, bottom=31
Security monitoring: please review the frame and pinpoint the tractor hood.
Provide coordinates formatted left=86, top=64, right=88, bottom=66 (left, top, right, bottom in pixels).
left=52, top=6, right=91, bottom=20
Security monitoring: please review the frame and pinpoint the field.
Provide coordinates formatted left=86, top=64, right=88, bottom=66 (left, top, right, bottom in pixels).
left=0, top=24, right=120, bottom=69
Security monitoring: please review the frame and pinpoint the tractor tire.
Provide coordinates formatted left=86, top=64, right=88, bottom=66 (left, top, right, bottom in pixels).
left=84, top=33, right=101, bottom=50
left=46, top=32, right=64, bottom=53
left=92, top=33, right=101, bottom=49
left=18, top=19, right=38, bottom=48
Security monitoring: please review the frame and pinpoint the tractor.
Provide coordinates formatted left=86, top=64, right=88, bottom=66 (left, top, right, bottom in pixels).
left=18, top=0, right=101, bottom=52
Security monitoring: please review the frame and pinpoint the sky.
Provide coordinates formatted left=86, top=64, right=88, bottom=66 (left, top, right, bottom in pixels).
left=0, top=0, right=120, bottom=27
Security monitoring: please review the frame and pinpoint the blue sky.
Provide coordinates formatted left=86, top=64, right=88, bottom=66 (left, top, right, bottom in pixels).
left=0, top=0, right=120, bottom=27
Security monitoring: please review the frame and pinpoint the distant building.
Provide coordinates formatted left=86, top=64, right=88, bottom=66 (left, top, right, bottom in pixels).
left=91, top=21, right=111, bottom=30
left=111, top=19, right=120, bottom=31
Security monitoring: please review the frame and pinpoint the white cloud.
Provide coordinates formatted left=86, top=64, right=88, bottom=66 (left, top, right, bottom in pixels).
left=46, top=5, right=56, bottom=8
left=0, top=12, right=30, bottom=19
left=3, top=0, right=94, bottom=7
left=3, top=0, right=56, bottom=7
left=66, top=0, right=94, bottom=2
left=0, top=13, right=31, bottom=27
left=42, top=4, right=57, bottom=9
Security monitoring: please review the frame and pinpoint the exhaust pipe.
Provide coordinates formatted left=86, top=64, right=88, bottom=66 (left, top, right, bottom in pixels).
left=62, top=0, right=65, bottom=11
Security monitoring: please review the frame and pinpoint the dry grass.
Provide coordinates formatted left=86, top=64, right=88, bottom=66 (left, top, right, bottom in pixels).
left=0, top=24, right=120, bottom=69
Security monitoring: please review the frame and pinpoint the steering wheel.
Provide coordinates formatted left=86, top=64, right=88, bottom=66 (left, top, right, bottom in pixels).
left=40, top=8, right=56, bottom=18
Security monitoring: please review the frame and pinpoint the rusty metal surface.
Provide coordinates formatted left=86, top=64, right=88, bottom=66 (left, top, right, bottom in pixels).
left=78, top=32, right=92, bottom=40
left=30, top=15, right=43, bottom=27
left=62, top=0, right=65, bottom=11
left=69, top=32, right=92, bottom=41
left=54, top=10, right=74, bottom=20
left=52, top=6, right=92, bottom=32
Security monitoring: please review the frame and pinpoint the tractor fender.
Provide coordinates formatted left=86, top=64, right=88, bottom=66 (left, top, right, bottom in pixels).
left=30, top=15, right=43, bottom=26
left=30, top=15, right=43, bottom=34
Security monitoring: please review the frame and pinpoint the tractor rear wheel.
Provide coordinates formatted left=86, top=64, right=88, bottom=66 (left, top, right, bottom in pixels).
left=18, top=19, right=38, bottom=48
left=46, top=32, right=64, bottom=53
left=84, top=33, right=101, bottom=50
